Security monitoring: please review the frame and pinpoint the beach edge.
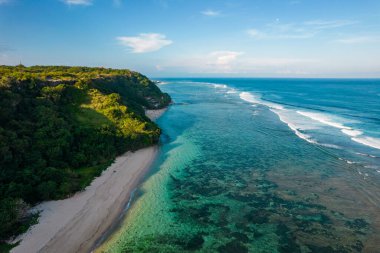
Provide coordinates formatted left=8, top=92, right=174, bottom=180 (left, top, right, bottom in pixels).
left=11, top=109, right=167, bottom=253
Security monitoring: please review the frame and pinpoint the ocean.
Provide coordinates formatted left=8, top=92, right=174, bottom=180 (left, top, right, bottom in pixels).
left=96, top=78, right=380, bottom=253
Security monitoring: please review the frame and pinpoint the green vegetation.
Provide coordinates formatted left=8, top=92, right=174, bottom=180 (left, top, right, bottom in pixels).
left=0, top=65, right=171, bottom=245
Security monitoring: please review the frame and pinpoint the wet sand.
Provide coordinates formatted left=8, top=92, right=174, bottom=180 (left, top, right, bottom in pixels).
left=11, top=147, right=158, bottom=253
left=11, top=109, right=167, bottom=253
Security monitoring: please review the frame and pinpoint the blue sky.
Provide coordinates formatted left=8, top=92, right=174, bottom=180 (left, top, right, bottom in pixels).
left=1, top=0, right=380, bottom=77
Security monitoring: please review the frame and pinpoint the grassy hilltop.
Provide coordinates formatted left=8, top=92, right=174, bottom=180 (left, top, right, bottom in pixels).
left=0, top=65, right=170, bottom=246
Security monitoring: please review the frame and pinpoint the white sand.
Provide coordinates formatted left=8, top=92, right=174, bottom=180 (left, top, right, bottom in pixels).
left=11, top=146, right=158, bottom=253
left=11, top=109, right=167, bottom=253
left=145, top=107, right=168, bottom=121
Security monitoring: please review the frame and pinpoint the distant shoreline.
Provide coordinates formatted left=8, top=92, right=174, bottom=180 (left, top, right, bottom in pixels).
left=11, top=109, right=167, bottom=253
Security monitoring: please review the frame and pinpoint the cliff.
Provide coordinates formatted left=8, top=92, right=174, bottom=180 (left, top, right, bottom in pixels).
left=0, top=65, right=171, bottom=245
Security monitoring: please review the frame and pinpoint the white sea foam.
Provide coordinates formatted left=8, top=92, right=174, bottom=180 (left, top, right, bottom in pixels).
left=364, top=165, right=379, bottom=169
left=297, top=111, right=349, bottom=130
left=296, top=110, right=380, bottom=150
left=239, top=92, right=284, bottom=110
left=356, top=152, right=377, bottom=158
left=176, top=81, right=229, bottom=88
left=211, top=83, right=238, bottom=95
left=239, top=92, right=379, bottom=151
left=271, top=109, right=317, bottom=145
left=352, top=136, right=380, bottom=150
left=239, top=92, right=261, bottom=104
left=213, top=84, right=228, bottom=89
left=240, top=91, right=340, bottom=148
left=341, top=129, right=363, bottom=137
left=296, top=111, right=364, bottom=138
left=265, top=102, right=284, bottom=110
left=318, top=143, right=342, bottom=149
left=273, top=110, right=342, bottom=150
left=339, top=157, right=359, bottom=164
left=286, top=121, right=315, bottom=144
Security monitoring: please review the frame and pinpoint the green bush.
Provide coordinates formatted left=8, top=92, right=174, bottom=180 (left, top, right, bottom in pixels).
left=0, top=65, right=171, bottom=243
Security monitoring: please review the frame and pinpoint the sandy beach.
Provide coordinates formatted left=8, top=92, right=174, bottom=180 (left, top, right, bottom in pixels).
left=145, top=107, right=168, bottom=121
left=11, top=110, right=167, bottom=253
left=11, top=147, right=157, bottom=253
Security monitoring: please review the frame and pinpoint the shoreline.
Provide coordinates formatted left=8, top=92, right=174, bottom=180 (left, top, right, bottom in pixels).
left=11, top=147, right=158, bottom=253
left=145, top=107, right=168, bottom=121
left=11, top=109, right=167, bottom=253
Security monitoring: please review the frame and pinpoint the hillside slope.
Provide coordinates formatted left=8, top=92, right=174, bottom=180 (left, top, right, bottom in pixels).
left=0, top=65, right=170, bottom=245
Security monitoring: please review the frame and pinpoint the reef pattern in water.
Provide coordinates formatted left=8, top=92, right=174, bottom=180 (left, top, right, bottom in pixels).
left=97, top=80, right=380, bottom=253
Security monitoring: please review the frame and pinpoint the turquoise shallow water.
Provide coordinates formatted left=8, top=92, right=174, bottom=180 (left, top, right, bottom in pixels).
left=97, top=79, right=380, bottom=253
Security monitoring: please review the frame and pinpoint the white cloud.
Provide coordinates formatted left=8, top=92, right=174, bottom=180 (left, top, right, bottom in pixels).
left=304, top=20, right=357, bottom=29
left=157, top=51, right=317, bottom=75
left=63, top=0, right=92, bottom=5
left=0, top=0, right=10, bottom=4
left=208, top=51, right=244, bottom=66
left=157, top=51, right=244, bottom=73
left=334, top=36, right=379, bottom=44
left=247, top=19, right=356, bottom=40
left=267, top=22, right=317, bottom=38
left=116, top=33, right=173, bottom=53
left=247, top=26, right=314, bottom=39
left=201, top=10, right=221, bottom=16
left=246, top=29, right=266, bottom=39
left=240, top=58, right=316, bottom=67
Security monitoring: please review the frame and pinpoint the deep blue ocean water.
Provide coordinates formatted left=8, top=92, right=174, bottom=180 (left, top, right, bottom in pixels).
left=98, top=78, right=380, bottom=253
left=171, top=78, right=380, bottom=162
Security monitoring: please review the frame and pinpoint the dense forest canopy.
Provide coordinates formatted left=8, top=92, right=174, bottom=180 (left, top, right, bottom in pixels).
left=0, top=65, right=171, bottom=244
